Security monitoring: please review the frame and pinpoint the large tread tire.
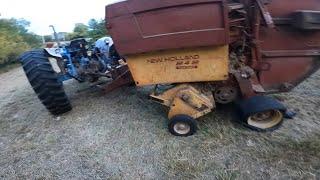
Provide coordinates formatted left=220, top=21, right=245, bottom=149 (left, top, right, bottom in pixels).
left=19, top=50, right=72, bottom=115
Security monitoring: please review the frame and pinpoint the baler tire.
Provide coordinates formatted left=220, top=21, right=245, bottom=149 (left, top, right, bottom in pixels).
left=19, top=50, right=72, bottom=115
left=168, top=115, right=197, bottom=137
left=236, top=96, right=287, bottom=131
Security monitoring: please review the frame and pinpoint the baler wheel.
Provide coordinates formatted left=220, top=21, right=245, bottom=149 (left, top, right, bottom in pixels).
left=168, top=115, right=197, bottom=137
left=247, top=110, right=283, bottom=130
left=236, top=96, right=286, bottom=131
left=19, top=50, right=72, bottom=115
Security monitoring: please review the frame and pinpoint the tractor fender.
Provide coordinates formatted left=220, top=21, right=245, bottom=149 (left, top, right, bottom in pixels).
left=44, top=48, right=62, bottom=58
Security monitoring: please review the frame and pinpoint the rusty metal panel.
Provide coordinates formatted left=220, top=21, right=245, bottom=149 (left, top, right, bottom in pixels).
left=106, top=0, right=228, bottom=55
left=259, top=57, right=320, bottom=91
left=267, top=0, right=320, bottom=19
left=126, top=46, right=229, bottom=86
left=260, top=26, right=320, bottom=51
left=260, top=0, right=320, bottom=51
left=257, top=0, right=320, bottom=91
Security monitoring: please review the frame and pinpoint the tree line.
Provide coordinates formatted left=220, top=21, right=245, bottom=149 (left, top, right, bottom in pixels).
left=43, top=19, right=107, bottom=43
left=0, top=18, right=107, bottom=68
left=0, top=18, right=42, bottom=67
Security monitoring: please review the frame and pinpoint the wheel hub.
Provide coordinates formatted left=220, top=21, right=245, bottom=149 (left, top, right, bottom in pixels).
left=247, top=110, right=283, bottom=129
left=214, top=86, right=238, bottom=104
left=173, top=122, right=191, bottom=135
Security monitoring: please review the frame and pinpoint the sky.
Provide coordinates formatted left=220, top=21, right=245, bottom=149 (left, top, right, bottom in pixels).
left=0, top=0, right=120, bottom=35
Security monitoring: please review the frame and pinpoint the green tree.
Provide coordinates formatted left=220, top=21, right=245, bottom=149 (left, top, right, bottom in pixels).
left=88, top=19, right=108, bottom=40
left=0, top=18, right=42, bottom=67
left=66, top=19, right=108, bottom=41
left=44, top=35, right=53, bottom=42
left=74, top=23, right=89, bottom=35
left=20, top=33, right=42, bottom=48
left=67, top=23, right=89, bottom=39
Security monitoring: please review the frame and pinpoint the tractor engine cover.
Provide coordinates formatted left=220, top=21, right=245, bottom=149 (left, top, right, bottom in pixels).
left=105, top=0, right=229, bottom=55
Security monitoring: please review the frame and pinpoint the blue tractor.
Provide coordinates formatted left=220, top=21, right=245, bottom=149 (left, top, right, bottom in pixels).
left=19, top=37, right=127, bottom=115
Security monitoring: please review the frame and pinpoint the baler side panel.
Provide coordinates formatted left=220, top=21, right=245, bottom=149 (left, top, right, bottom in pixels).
left=126, top=46, right=229, bottom=86
left=258, top=0, right=320, bottom=91
left=106, top=0, right=229, bottom=55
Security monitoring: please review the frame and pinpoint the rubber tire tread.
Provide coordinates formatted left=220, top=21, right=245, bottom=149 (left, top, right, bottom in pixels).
left=19, top=49, right=72, bottom=115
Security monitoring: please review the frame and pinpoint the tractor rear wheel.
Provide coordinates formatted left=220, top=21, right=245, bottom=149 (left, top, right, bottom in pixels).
left=236, top=96, right=286, bottom=131
left=19, top=50, right=72, bottom=115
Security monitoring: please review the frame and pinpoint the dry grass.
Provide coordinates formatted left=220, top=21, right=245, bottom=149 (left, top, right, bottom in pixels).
left=0, top=63, right=20, bottom=74
left=0, top=67, right=319, bottom=179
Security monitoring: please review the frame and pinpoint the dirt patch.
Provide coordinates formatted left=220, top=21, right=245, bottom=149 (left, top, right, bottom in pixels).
left=0, top=67, right=319, bottom=179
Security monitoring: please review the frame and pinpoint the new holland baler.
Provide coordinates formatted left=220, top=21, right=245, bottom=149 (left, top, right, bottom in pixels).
left=19, top=0, right=320, bottom=137
left=105, top=0, right=320, bottom=136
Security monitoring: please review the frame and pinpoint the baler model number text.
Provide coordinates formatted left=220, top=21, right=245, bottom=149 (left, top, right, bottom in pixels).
left=146, top=55, right=200, bottom=69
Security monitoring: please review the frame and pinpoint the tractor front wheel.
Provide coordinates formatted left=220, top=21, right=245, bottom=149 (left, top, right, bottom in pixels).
left=19, top=50, right=72, bottom=115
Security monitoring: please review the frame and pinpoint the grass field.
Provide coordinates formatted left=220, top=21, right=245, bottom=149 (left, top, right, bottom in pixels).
left=0, top=67, right=319, bottom=179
